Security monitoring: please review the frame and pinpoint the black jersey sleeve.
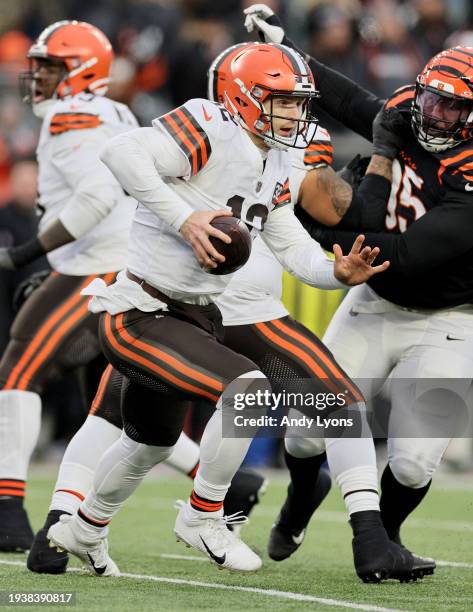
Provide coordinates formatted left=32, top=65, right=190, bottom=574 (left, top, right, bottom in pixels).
left=302, top=193, right=473, bottom=276
left=283, top=37, right=383, bottom=141
left=337, top=174, right=391, bottom=232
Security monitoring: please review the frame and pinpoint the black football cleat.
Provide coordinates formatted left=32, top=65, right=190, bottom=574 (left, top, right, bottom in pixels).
left=224, top=469, right=267, bottom=533
left=389, top=529, right=436, bottom=576
left=268, top=468, right=332, bottom=561
left=27, top=510, right=70, bottom=574
left=353, top=525, right=436, bottom=583
left=0, top=498, right=34, bottom=552
left=268, top=522, right=306, bottom=562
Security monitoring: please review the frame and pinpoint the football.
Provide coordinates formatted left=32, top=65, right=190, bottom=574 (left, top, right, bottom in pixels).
left=207, top=216, right=252, bottom=275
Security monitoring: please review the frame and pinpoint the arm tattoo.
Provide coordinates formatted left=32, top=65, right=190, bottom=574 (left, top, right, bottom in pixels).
left=365, top=154, right=392, bottom=181
left=317, top=169, right=353, bottom=218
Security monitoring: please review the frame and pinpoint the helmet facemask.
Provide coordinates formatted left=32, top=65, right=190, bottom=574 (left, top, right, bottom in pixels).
left=412, top=85, right=473, bottom=153
left=252, top=88, right=318, bottom=150
left=20, top=57, right=67, bottom=118
left=218, top=43, right=320, bottom=151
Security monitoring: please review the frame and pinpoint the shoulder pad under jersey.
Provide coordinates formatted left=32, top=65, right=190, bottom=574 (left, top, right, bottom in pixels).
left=152, top=98, right=238, bottom=177
left=47, top=94, right=137, bottom=136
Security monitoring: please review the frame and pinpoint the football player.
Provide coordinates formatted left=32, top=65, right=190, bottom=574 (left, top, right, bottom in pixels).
left=0, top=20, right=138, bottom=552
left=0, top=21, right=266, bottom=566
left=245, top=3, right=473, bottom=562
left=46, top=42, right=391, bottom=578
left=28, top=43, right=369, bottom=577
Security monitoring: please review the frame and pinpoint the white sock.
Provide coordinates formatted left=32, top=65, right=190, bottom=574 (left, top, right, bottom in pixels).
left=191, top=370, right=268, bottom=512
left=0, top=390, right=41, bottom=492
left=50, top=415, right=122, bottom=515
left=165, top=431, right=200, bottom=477
left=77, top=431, right=173, bottom=536
left=335, top=465, right=379, bottom=515
left=325, top=402, right=379, bottom=515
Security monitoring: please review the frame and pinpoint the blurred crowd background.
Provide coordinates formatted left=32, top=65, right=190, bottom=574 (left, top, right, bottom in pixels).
left=1, top=0, right=473, bottom=468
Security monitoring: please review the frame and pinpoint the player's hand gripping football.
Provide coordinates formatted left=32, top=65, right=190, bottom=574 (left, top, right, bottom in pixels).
left=180, top=209, right=233, bottom=270
left=243, top=4, right=285, bottom=44
left=333, top=235, right=390, bottom=286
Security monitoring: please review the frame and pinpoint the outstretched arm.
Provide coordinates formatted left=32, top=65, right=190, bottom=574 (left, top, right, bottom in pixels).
left=300, top=193, right=473, bottom=276
left=244, top=3, right=383, bottom=140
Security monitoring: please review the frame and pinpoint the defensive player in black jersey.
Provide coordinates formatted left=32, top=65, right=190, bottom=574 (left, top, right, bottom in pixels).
left=245, top=4, right=473, bottom=563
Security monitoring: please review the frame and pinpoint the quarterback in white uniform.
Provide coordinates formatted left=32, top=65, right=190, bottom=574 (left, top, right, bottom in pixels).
left=46, top=42, right=393, bottom=579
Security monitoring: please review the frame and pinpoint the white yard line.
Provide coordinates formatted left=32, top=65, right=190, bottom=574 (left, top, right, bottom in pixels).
left=437, top=560, right=473, bottom=569
left=0, top=558, right=408, bottom=612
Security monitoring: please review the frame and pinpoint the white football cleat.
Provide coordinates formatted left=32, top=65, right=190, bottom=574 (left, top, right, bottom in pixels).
left=174, top=501, right=262, bottom=572
left=47, top=514, right=120, bottom=577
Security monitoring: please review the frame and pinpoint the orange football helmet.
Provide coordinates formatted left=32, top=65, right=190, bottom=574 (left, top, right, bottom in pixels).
left=209, top=42, right=318, bottom=150
left=412, top=46, right=473, bottom=152
left=21, top=20, right=113, bottom=109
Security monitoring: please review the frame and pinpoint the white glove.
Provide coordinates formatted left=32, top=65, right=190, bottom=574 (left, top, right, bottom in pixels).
left=243, top=4, right=285, bottom=44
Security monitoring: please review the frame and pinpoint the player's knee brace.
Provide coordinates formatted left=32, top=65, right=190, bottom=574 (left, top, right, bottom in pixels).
left=285, top=435, right=325, bottom=459
left=389, top=454, right=433, bottom=489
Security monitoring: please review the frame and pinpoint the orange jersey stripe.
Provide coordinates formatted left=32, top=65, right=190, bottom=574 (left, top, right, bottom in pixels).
left=4, top=275, right=97, bottom=390
left=441, top=148, right=473, bottom=167
left=162, top=113, right=199, bottom=175
left=306, top=143, right=333, bottom=154
left=386, top=90, right=414, bottom=109
left=175, top=108, right=209, bottom=168
left=16, top=299, right=91, bottom=391
left=305, top=153, right=332, bottom=165
left=89, top=364, right=114, bottom=415
left=271, top=319, right=363, bottom=403
left=104, top=314, right=220, bottom=403
left=55, top=488, right=85, bottom=501
left=0, top=488, right=25, bottom=496
left=115, top=313, right=223, bottom=393
left=50, top=113, right=101, bottom=135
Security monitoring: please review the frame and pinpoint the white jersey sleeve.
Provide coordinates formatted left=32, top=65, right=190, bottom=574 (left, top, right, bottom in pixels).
left=54, top=128, right=130, bottom=239
left=100, top=125, right=194, bottom=231
left=261, top=204, right=345, bottom=290
left=38, top=94, right=139, bottom=275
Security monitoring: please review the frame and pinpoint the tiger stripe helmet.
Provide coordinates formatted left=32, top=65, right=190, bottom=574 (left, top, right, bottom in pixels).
left=412, top=46, right=473, bottom=152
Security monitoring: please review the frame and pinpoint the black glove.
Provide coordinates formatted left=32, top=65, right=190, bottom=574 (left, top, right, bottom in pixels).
left=12, top=269, right=51, bottom=312
left=372, top=107, right=410, bottom=160
left=337, top=154, right=371, bottom=189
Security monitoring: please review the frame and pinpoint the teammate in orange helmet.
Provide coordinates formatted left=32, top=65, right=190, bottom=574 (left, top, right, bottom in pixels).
left=0, top=20, right=137, bottom=554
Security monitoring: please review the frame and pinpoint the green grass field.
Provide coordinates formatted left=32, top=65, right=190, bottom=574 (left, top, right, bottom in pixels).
left=1, top=469, right=472, bottom=611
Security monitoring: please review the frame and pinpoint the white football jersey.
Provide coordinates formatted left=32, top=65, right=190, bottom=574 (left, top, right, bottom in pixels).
left=37, top=93, right=138, bottom=275
left=125, top=98, right=292, bottom=298
left=217, top=125, right=333, bottom=325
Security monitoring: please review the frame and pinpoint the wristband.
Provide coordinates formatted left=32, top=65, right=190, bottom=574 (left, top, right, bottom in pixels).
left=9, top=237, right=46, bottom=268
